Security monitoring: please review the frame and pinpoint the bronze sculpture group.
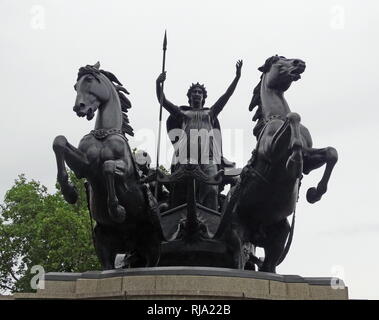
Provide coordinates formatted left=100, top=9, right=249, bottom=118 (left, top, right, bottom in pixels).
left=52, top=48, right=338, bottom=273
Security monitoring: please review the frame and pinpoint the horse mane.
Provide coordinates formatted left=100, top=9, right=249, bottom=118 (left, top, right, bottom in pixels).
left=100, top=69, right=134, bottom=137
left=77, top=64, right=134, bottom=137
left=248, top=55, right=281, bottom=137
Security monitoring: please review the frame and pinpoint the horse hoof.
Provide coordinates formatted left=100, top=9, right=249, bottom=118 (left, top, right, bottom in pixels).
left=259, top=265, right=276, bottom=273
left=123, top=253, right=137, bottom=268
left=306, top=187, right=321, bottom=203
left=62, top=184, right=78, bottom=204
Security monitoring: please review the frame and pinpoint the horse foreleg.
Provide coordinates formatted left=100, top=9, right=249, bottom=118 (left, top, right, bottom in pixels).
left=103, top=160, right=127, bottom=223
left=303, top=147, right=338, bottom=203
left=52, top=135, right=89, bottom=204
left=285, top=113, right=303, bottom=179
left=261, top=119, right=290, bottom=159
left=269, top=113, right=303, bottom=178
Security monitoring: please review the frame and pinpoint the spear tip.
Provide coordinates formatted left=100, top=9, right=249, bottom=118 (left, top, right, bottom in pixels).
left=163, top=30, right=167, bottom=50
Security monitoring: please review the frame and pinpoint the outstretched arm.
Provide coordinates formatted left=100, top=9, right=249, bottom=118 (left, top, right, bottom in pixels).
left=156, top=72, right=182, bottom=119
left=210, top=60, right=243, bottom=117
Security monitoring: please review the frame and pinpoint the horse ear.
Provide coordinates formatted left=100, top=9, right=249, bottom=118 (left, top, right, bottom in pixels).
left=249, top=80, right=261, bottom=111
left=93, top=61, right=100, bottom=69
left=258, top=58, right=270, bottom=72
left=258, top=55, right=279, bottom=73
left=258, top=65, right=265, bottom=72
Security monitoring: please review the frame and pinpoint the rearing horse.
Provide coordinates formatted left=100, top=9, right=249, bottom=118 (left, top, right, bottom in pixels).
left=53, top=62, right=163, bottom=269
left=216, top=55, right=338, bottom=273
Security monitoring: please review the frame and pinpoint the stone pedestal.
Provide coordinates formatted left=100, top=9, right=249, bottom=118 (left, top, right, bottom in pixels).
left=13, top=267, right=348, bottom=300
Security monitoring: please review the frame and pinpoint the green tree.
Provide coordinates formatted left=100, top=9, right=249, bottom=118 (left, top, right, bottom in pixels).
left=0, top=173, right=100, bottom=294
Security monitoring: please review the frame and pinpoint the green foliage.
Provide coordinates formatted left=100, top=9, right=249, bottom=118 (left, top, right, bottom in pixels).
left=0, top=173, right=100, bottom=294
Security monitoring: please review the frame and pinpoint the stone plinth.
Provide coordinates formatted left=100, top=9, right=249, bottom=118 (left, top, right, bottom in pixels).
left=13, top=267, right=348, bottom=300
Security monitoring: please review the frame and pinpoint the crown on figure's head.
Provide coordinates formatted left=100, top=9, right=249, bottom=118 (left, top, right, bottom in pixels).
left=187, top=82, right=207, bottom=106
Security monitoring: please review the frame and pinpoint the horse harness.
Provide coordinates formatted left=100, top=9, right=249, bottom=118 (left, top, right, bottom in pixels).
left=90, top=128, right=126, bottom=140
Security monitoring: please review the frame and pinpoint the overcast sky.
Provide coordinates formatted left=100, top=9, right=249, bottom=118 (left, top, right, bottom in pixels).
left=1, top=0, right=378, bottom=299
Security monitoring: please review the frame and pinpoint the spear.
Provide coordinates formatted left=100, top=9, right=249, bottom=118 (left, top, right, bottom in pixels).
left=155, top=30, right=167, bottom=200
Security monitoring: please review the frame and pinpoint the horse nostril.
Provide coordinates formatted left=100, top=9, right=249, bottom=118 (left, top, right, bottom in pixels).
left=293, top=60, right=300, bottom=66
left=73, top=103, right=85, bottom=112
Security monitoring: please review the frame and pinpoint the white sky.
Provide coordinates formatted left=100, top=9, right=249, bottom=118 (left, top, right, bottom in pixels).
left=1, top=0, right=378, bottom=299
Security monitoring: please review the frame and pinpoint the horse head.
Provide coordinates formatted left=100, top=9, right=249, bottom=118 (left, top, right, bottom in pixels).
left=73, top=62, right=134, bottom=136
left=249, top=55, right=306, bottom=137
left=73, top=62, right=110, bottom=120
left=259, top=55, right=306, bottom=92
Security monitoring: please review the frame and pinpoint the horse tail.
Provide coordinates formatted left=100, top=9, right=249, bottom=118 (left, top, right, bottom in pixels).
left=276, top=211, right=296, bottom=266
